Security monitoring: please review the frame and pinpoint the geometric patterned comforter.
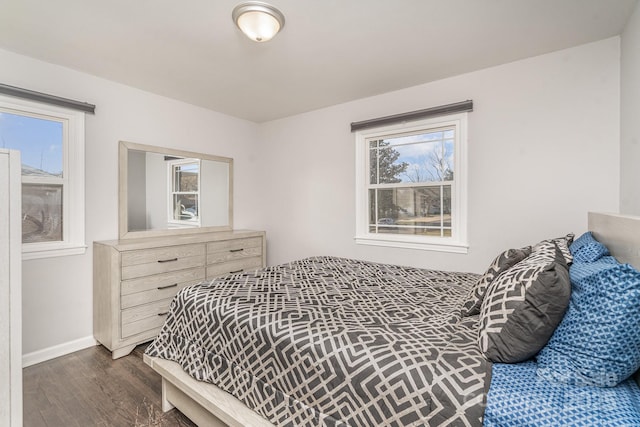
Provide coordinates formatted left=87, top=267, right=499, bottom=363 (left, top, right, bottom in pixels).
left=145, top=256, right=490, bottom=426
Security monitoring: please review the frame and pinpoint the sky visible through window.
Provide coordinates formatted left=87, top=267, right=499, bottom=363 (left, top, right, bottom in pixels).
left=0, top=111, right=63, bottom=176
left=369, top=128, right=454, bottom=184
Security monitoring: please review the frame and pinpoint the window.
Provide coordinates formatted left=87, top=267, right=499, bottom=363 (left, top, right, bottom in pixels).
left=167, top=158, right=201, bottom=227
left=355, top=113, right=468, bottom=253
left=0, top=95, right=85, bottom=259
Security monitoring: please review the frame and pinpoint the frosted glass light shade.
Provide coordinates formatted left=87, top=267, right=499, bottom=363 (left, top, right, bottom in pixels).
left=232, top=2, right=285, bottom=42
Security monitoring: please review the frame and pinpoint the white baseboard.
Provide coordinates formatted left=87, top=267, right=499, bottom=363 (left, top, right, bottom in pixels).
left=22, top=335, right=97, bottom=368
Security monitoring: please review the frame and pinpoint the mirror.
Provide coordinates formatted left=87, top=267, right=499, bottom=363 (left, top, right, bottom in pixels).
left=119, top=141, right=233, bottom=239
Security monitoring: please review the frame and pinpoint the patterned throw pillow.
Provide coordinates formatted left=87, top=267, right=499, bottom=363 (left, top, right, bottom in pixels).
left=569, top=231, right=609, bottom=263
left=460, top=247, right=531, bottom=317
left=536, top=259, right=640, bottom=387
left=478, top=241, right=571, bottom=363
left=537, top=233, right=574, bottom=265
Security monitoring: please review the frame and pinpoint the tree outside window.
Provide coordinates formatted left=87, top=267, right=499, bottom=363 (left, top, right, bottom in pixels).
left=355, top=113, right=468, bottom=253
left=368, top=127, right=455, bottom=237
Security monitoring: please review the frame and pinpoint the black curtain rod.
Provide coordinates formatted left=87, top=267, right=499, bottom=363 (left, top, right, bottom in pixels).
left=350, top=100, right=472, bottom=132
left=0, top=83, right=96, bottom=114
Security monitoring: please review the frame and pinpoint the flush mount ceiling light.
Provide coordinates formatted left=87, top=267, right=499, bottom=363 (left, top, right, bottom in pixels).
left=232, top=1, right=285, bottom=42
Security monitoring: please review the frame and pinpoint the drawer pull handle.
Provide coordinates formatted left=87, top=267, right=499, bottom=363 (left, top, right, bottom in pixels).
left=157, top=283, right=178, bottom=290
left=230, top=248, right=244, bottom=253
left=230, top=269, right=244, bottom=274
left=157, top=258, right=178, bottom=263
left=157, top=312, right=169, bottom=316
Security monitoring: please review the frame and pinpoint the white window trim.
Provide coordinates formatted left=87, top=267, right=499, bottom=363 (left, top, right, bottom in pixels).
left=166, top=158, right=202, bottom=228
left=354, top=113, right=468, bottom=253
left=0, top=95, right=86, bottom=260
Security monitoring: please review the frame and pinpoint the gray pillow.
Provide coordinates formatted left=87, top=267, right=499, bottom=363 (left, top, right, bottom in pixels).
left=540, top=233, right=574, bottom=265
left=461, top=246, right=531, bottom=317
left=478, top=241, right=571, bottom=363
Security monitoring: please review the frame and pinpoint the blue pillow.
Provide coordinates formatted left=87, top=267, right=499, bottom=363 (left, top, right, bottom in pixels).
left=569, top=232, right=609, bottom=263
left=536, top=259, right=640, bottom=387
left=569, top=256, right=618, bottom=282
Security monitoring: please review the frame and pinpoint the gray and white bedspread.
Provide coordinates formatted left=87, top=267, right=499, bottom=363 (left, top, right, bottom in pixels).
left=145, top=256, right=490, bottom=426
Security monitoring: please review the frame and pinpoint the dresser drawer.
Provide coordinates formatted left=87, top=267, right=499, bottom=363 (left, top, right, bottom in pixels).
left=206, top=237, right=262, bottom=264
left=121, top=298, right=172, bottom=339
left=206, top=256, right=263, bottom=279
left=121, top=267, right=205, bottom=296
left=207, top=245, right=262, bottom=264
left=120, top=267, right=205, bottom=309
left=121, top=244, right=205, bottom=280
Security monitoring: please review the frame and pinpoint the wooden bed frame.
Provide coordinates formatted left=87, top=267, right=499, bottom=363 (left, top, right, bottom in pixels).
left=143, top=352, right=272, bottom=426
left=144, top=211, right=640, bottom=426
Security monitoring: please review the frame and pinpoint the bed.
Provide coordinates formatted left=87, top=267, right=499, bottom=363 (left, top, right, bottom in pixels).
left=143, top=212, right=640, bottom=426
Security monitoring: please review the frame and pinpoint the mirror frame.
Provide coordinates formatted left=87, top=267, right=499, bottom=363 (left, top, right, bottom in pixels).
left=119, top=140, right=233, bottom=239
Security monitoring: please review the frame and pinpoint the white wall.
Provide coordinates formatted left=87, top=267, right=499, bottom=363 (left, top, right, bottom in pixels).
left=621, top=1, right=640, bottom=215
left=257, top=38, right=621, bottom=273
left=145, top=152, right=168, bottom=229
left=0, top=48, right=261, bottom=359
left=201, top=160, right=230, bottom=227
left=0, top=36, right=624, bottom=359
left=127, top=150, right=147, bottom=231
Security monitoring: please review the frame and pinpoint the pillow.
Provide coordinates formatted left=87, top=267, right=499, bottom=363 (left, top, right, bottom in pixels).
left=460, top=246, right=531, bottom=317
left=478, top=241, right=571, bottom=363
left=569, top=231, right=609, bottom=263
left=535, top=233, right=574, bottom=265
left=536, top=259, right=640, bottom=387
left=569, top=255, right=618, bottom=280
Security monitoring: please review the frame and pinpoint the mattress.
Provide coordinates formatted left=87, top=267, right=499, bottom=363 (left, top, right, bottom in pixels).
left=145, top=256, right=489, bottom=426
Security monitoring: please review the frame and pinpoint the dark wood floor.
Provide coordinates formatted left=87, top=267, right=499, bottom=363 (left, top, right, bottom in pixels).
left=23, top=344, right=197, bottom=427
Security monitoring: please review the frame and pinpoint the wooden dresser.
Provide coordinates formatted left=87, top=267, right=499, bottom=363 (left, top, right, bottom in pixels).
left=93, top=230, right=266, bottom=359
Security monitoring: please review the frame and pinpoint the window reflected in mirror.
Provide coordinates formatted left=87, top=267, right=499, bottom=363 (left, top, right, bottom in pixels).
left=121, top=141, right=232, bottom=238
left=169, top=159, right=200, bottom=225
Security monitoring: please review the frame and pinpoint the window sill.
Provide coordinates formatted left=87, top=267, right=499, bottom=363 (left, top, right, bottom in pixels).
left=23, top=244, right=87, bottom=261
left=354, top=235, right=468, bottom=254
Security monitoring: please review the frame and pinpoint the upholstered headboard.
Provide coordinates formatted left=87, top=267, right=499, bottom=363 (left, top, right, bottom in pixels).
left=588, top=212, right=640, bottom=385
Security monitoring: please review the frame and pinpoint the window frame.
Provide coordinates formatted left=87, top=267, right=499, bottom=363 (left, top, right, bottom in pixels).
left=166, top=158, right=201, bottom=227
left=0, top=95, right=86, bottom=260
left=355, top=113, right=468, bottom=253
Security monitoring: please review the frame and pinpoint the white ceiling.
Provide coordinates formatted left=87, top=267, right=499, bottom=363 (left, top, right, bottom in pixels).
left=0, top=0, right=637, bottom=123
